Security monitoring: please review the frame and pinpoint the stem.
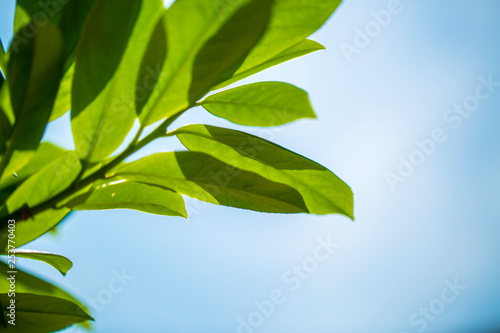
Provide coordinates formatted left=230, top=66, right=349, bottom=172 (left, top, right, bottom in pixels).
left=11, top=110, right=185, bottom=219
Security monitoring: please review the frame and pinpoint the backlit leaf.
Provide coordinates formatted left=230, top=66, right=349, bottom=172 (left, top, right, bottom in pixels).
left=72, top=0, right=164, bottom=164
left=1, top=250, right=72, bottom=276
left=188, top=0, right=273, bottom=103
left=213, top=39, right=325, bottom=90
left=201, top=81, right=316, bottom=126
left=67, top=180, right=187, bottom=218
left=230, top=0, right=342, bottom=83
left=114, top=151, right=308, bottom=214
left=0, top=23, right=64, bottom=181
left=174, top=125, right=353, bottom=218
left=140, top=0, right=254, bottom=126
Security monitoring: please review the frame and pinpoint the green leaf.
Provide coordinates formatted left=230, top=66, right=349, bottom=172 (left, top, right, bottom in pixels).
left=0, top=261, right=91, bottom=330
left=201, top=81, right=316, bottom=126
left=49, top=63, right=74, bottom=122
left=67, top=180, right=187, bottom=218
left=212, top=39, right=325, bottom=90
left=0, top=23, right=64, bottom=181
left=114, top=151, right=308, bottom=214
left=0, top=293, right=93, bottom=332
left=0, top=209, right=71, bottom=253
left=0, top=142, right=67, bottom=193
left=72, top=0, right=164, bottom=164
left=136, top=15, right=168, bottom=118
left=1, top=250, right=72, bottom=276
left=174, top=125, right=354, bottom=218
left=229, top=0, right=342, bottom=84
left=0, top=40, right=6, bottom=78
left=13, top=0, right=97, bottom=68
left=140, top=0, right=258, bottom=126
left=12, top=0, right=97, bottom=123
left=188, top=0, right=273, bottom=104
left=0, top=80, right=11, bottom=162
left=3, top=151, right=81, bottom=214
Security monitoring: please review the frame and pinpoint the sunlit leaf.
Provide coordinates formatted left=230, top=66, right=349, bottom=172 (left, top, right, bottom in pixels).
left=201, top=81, right=316, bottom=126
left=230, top=0, right=342, bottom=83
left=49, top=63, right=74, bottom=122
left=0, top=293, right=93, bottom=332
left=174, top=125, right=353, bottom=218
left=0, top=23, right=64, bottom=182
left=213, top=39, right=325, bottom=90
left=4, top=151, right=81, bottom=214
left=114, top=151, right=308, bottom=214
left=1, top=250, right=72, bottom=276
left=72, top=0, right=164, bottom=164
left=140, top=0, right=253, bottom=126
left=0, top=142, right=67, bottom=193
left=188, top=0, right=273, bottom=103
left=67, top=180, right=187, bottom=218
left=136, top=16, right=168, bottom=118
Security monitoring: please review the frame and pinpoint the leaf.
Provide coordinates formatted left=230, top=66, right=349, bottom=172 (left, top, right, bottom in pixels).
left=201, top=81, right=316, bottom=126
left=174, top=125, right=354, bottom=218
left=0, top=80, right=11, bottom=162
left=13, top=0, right=97, bottom=68
left=0, top=293, right=93, bottom=332
left=67, top=180, right=187, bottom=218
left=0, top=142, right=67, bottom=193
left=1, top=250, right=72, bottom=276
left=114, top=151, right=308, bottom=214
left=4, top=151, right=81, bottom=214
left=0, top=40, right=6, bottom=78
left=212, top=39, right=325, bottom=90
left=136, top=15, right=168, bottom=117
left=0, top=23, right=64, bottom=181
left=188, top=0, right=273, bottom=104
left=12, top=1, right=97, bottom=123
left=139, top=0, right=258, bottom=126
left=71, top=0, right=164, bottom=164
left=0, top=261, right=92, bottom=329
left=49, top=63, right=74, bottom=122
left=0, top=209, right=71, bottom=253
left=229, top=0, right=342, bottom=84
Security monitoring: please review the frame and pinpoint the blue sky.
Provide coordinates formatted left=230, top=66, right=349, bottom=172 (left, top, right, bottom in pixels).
left=1, top=0, right=500, bottom=332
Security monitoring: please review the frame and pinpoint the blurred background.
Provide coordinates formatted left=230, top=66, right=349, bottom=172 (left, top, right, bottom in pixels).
left=1, top=0, right=500, bottom=332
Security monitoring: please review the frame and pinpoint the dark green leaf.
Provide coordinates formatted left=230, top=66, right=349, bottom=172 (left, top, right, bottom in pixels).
left=0, top=293, right=93, bottom=332
left=0, top=23, right=64, bottom=182
left=213, top=39, right=325, bottom=90
left=0, top=40, right=6, bottom=78
left=189, top=0, right=273, bottom=104
left=1, top=250, right=72, bottom=276
left=174, top=125, right=354, bottom=218
left=67, top=180, right=187, bottom=218
left=0, top=260, right=91, bottom=330
left=114, top=151, right=308, bottom=214
left=0, top=80, right=11, bottom=161
left=72, top=0, right=164, bottom=164
left=13, top=0, right=97, bottom=68
left=201, top=81, right=316, bottom=126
